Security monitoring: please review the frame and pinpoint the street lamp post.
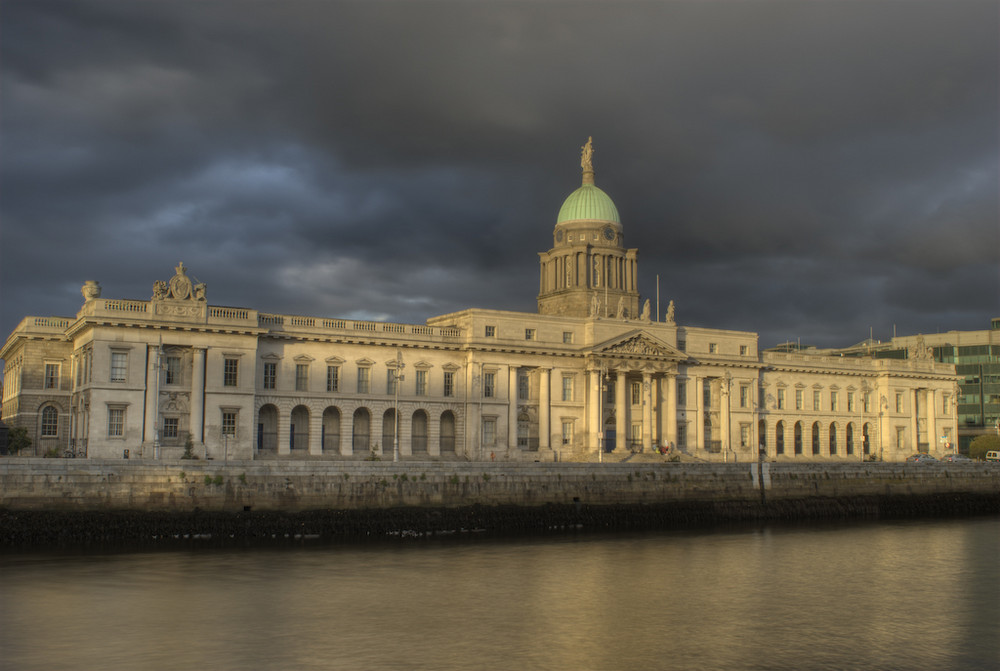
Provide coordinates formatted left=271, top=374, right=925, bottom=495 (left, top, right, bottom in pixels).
left=393, top=350, right=404, bottom=463
left=598, top=361, right=608, bottom=463
left=859, top=380, right=868, bottom=462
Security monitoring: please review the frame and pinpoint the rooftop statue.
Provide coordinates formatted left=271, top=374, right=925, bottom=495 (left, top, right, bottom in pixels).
left=581, top=136, right=594, bottom=172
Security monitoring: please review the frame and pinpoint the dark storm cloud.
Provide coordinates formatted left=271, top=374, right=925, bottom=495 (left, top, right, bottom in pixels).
left=1, top=0, right=997, bottom=354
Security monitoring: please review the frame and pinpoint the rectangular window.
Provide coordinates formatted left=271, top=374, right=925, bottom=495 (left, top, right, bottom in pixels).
left=830, top=393, right=839, bottom=412
left=44, top=364, right=60, bottom=389
left=563, top=331, right=574, bottom=344
left=357, top=367, right=370, bottom=394
left=631, top=381, right=642, bottom=405
left=895, top=392, right=903, bottom=413
left=562, top=375, right=573, bottom=402
left=485, top=325, right=496, bottom=338
left=942, top=394, right=949, bottom=414
left=863, top=392, right=871, bottom=414
left=562, top=420, right=574, bottom=445
left=443, top=371, right=454, bottom=397
left=326, top=365, right=339, bottom=392
left=482, top=417, right=496, bottom=446
left=795, top=389, right=803, bottom=410
left=739, top=345, right=748, bottom=356
left=896, top=426, right=905, bottom=449
left=263, top=362, right=277, bottom=390
left=847, top=393, right=855, bottom=413
left=677, top=380, right=686, bottom=406
left=222, top=411, right=237, bottom=437
left=483, top=371, right=495, bottom=398
left=163, top=417, right=179, bottom=439
left=740, top=424, right=750, bottom=448
left=296, top=364, right=309, bottom=391
left=777, top=389, right=785, bottom=410
left=518, top=374, right=529, bottom=401
left=224, top=358, right=239, bottom=387
left=108, top=407, right=125, bottom=438
left=739, top=385, right=749, bottom=408
left=165, top=356, right=181, bottom=385
left=813, top=390, right=821, bottom=411
left=415, top=369, right=427, bottom=396
left=387, top=369, right=398, bottom=395
left=110, top=352, right=128, bottom=383
left=525, top=328, right=535, bottom=340
left=709, top=343, right=718, bottom=354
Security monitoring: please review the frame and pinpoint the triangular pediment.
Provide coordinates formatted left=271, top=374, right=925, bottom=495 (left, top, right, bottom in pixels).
left=593, top=330, right=685, bottom=360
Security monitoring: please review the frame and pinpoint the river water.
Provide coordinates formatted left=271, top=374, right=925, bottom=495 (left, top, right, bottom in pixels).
left=1, top=516, right=998, bottom=671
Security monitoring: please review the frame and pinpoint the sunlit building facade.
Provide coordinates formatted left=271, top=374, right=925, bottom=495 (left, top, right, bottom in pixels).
left=1, top=143, right=959, bottom=461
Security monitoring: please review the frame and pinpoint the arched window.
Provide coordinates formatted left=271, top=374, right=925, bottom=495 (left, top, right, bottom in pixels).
left=439, top=411, right=456, bottom=454
left=322, top=406, right=341, bottom=453
left=829, top=423, right=838, bottom=455
left=846, top=423, right=855, bottom=455
left=257, top=404, right=278, bottom=451
left=353, top=408, right=371, bottom=454
left=40, top=406, right=58, bottom=437
left=382, top=409, right=396, bottom=456
left=411, top=410, right=428, bottom=454
left=811, top=422, right=821, bottom=455
left=775, top=421, right=785, bottom=455
left=290, top=405, right=309, bottom=450
left=794, top=422, right=803, bottom=455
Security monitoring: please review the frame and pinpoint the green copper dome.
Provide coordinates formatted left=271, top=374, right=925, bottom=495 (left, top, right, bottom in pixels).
left=556, top=183, right=620, bottom=224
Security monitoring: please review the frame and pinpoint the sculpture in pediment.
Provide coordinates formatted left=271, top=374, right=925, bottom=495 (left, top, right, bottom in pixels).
left=605, top=334, right=672, bottom=358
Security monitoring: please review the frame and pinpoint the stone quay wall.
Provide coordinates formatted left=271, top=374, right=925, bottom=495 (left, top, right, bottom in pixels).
left=2, top=459, right=999, bottom=513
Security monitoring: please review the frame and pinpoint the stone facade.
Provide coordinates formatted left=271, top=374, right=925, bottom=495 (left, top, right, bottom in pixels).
left=0, top=144, right=960, bottom=462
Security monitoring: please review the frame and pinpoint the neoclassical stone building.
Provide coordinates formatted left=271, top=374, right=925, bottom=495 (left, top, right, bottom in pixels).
left=1, top=140, right=959, bottom=461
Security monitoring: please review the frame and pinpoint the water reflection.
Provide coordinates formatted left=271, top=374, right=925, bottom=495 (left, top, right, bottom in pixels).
left=2, top=518, right=998, bottom=671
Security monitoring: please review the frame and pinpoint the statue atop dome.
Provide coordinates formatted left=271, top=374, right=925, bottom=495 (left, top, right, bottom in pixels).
left=581, top=136, right=594, bottom=172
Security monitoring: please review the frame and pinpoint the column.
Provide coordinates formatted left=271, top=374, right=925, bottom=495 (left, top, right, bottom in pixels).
left=911, top=388, right=919, bottom=452
left=143, top=345, right=159, bottom=448
left=615, top=370, right=626, bottom=452
left=642, top=372, right=653, bottom=451
left=693, top=375, right=703, bottom=451
left=589, top=369, right=602, bottom=454
left=665, top=374, right=677, bottom=446
left=539, top=368, right=551, bottom=450
left=508, top=366, right=519, bottom=450
left=926, top=389, right=937, bottom=453
left=191, top=347, right=206, bottom=449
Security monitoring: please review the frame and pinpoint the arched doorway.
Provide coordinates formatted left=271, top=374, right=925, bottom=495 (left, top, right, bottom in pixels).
left=290, top=405, right=309, bottom=450
left=257, top=404, right=278, bottom=452
left=322, top=406, right=341, bottom=454
left=439, top=411, right=456, bottom=454
left=353, top=408, right=371, bottom=455
left=411, top=410, right=428, bottom=454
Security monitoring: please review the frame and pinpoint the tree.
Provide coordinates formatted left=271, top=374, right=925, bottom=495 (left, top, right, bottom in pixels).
left=968, top=434, right=1000, bottom=461
left=7, top=426, right=32, bottom=454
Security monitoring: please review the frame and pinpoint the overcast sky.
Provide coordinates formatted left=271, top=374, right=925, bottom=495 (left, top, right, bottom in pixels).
left=2, top=0, right=997, bottom=354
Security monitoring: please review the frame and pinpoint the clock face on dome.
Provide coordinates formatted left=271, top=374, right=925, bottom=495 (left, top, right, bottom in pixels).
left=603, top=227, right=615, bottom=241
